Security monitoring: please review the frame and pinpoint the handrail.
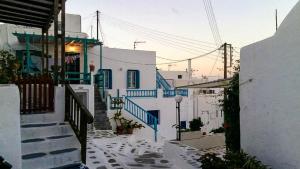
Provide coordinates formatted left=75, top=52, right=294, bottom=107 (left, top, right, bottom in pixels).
left=65, top=84, right=93, bottom=164
left=163, top=89, right=189, bottom=97
left=65, top=72, right=91, bottom=84
left=126, top=89, right=157, bottom=98
left=156, top=71, right=172, bottom=90
left=124, top=97, right=158, bottom=141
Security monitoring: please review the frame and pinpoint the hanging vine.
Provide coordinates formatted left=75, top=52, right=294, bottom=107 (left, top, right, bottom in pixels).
left=222, top=61, right=240, bottom=152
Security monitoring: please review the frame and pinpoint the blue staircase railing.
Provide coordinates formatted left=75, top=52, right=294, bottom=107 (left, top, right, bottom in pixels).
left=163, top=89, right=189, bottom=97
left=127, top=90, right=157, bottom=98
left=124, top=97, right=158, bottom=141
left=156, top=71, right=172, bottom=90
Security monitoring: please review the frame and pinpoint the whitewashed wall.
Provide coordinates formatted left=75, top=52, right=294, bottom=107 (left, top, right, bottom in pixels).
left=240, top=1, right=300, bottom=168
left=90, top=47, right=157, bottom=96
left=0, top=85, right=22, bottom=169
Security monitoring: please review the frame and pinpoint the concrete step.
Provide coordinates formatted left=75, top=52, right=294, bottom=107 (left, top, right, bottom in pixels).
left=22, top=134, right=80, bottom=155
left=22, top=148, right=81, bottom=169
left=21, top=122, right=73, bottom=141
left=21, top=113, right=60, bottom=124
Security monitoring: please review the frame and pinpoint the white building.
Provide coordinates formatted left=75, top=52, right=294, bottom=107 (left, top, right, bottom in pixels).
left=160, top=70, right=224, bottom=133
left=0, top=13, right=196, bottom=142
left=240, top=1, right=300, bottom=168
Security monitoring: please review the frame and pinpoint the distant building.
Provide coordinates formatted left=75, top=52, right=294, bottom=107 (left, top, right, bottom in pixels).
left=160, top=70, right=224, bottom=133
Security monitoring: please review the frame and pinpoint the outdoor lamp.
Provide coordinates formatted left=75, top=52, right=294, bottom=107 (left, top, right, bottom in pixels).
left=175, top=95, right=183, bottom=103
left=175, top=94, right=183, bottom=141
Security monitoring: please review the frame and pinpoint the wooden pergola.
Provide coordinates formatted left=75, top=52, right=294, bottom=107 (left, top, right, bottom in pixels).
left=0, top=0, right=66, bottom=85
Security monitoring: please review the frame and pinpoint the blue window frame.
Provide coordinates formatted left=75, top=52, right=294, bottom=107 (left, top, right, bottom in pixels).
left=127, top=70, right=140, bottom=89
left=102, top=69, right=112, bottom=89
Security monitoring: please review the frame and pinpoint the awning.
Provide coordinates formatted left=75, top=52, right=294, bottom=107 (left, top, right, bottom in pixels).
left=13, top=33, right=101, bottom=46
left=0, top=0, right=63, bottom=28
left=176, top=78, right=233, bottom=89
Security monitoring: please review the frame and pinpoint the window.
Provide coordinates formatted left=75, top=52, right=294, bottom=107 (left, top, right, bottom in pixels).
left=180, top=121, right=187, bottom=129
left=127, top=70, right=140, bottom=89
left=178, top=75, right=182, bottom=79
left=102, top=69, right=112, bottom=89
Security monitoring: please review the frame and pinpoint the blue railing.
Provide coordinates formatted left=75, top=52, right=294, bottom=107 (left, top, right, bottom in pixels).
left=156, top=71, right=172, bottom=90
left=124, top=97, right=158, bottom=141
left=65, top=72, right=91, bottom=84
left=163, top=89, right=189, bottom=97
left=126, top=90, right=157, bottom=98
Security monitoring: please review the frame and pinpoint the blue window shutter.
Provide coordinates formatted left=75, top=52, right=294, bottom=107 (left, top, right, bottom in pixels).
left=109, top=69, right=112, bottom=89
left=127, top=70, right=130, bottom=89
left=136, top=70, right=140, bottom=89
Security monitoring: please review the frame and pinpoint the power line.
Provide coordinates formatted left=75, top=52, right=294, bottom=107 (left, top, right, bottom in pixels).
left=104, top=18, right=221, bottom=58
left=88, top=46, right=221, bottom=66
left=101, top=13, right=218, bottom=49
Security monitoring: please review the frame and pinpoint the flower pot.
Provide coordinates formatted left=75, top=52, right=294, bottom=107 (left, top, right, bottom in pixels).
left=116, top=126, right=125, bottom=135
left=126, top=128, right=134, bottom=134
left=89, top=64, right=95, bottom=72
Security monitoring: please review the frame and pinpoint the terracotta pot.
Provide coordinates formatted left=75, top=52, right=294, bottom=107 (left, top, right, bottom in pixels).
left=116, top=126, right=124, bottom=135
left=126, top=128, right=134, bottom=134
left=89, top=64, right=95, bottom=72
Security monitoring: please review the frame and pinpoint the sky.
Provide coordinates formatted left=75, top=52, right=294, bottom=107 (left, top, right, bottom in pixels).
left=66, top=0, right=298, bottom=78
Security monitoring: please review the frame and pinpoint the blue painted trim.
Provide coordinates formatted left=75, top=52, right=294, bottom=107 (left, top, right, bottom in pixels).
left=126, top=90, right=157, bottom=98
left=163, top=89, right=188, bottom=97
left=124, top=97, right=158, bottom=142
left=156, top=70, right=171, bottom=90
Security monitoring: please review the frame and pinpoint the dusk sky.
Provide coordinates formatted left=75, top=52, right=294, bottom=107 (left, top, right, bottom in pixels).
left=66, top=0, right=298, bottom=78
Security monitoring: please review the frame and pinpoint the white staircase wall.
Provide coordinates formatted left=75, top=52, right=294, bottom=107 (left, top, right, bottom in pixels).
left=0, top=85, right=22, bottom=169
left=107, top=89, right=193, bottom=141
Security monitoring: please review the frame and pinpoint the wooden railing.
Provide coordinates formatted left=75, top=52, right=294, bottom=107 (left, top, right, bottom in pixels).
left=65, top=84, right=93, bottom=164
left=15, top=75, right=54, bottom=114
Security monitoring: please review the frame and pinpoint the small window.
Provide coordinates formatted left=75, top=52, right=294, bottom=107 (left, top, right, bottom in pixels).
left=127, top=70, right=140, bottom=89
left=100, top=69, right=112, bottom=89
left=180, top=121, right=187, bottom=129
left=178, top=75, right=182, bottom=79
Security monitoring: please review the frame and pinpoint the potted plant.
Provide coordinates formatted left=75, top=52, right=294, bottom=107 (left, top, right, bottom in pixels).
left=124, top=120, right=145, bottom=134
left=0, top=50, right=19, bottom=84
left=111, top=110, right=125, bottom=135
left=89, top=64, right=95, bottom=72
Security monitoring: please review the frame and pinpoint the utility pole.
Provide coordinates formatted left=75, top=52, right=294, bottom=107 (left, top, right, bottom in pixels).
left=275, top=9, right=278, bottom=32
left=188, top=59, right=192, bottom=84
left=91, top=25, right=93, bottom=38
left=96, top=10, right=99, bottom=41
left=223, top=43, right=227, bottom=79
left=133, top=41, right=146, bottom=50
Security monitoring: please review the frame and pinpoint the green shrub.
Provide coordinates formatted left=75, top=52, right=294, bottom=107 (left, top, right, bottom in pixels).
left=200, top=151, right=270, bottom=169
left=189, top=118, right=204, bottom=131
left=200, top=153, right=226, bottom=169
left=211, top=127, right=225, bottom=134
left=0, top=50, right=19, bottom=84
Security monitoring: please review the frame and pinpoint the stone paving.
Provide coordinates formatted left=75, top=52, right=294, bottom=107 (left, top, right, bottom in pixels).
left=86, top=130, right=225, bottom=169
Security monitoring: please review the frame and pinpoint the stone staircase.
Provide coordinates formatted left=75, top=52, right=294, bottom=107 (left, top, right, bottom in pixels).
left=21, top=114, right=82, bottom=169
left=94, top=87, right=112, bottom=130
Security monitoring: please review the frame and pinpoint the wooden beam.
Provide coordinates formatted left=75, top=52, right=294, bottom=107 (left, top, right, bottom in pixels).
left=0, top=9, right=47, bottom=21
left=0, top=18, right=43, bottom=28
left=61, top=0, right=66, bottom=84
left=1, top=0, right=51, bottom=11
left=0, top=14, right=46, bottom=24
left=0, top=4, right=49, bottom=16
left=54, top=0, right=59, bottom=85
